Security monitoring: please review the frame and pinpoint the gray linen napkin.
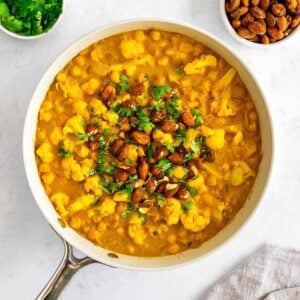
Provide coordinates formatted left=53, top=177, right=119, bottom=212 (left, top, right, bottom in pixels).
left=202, top=244, right=300, bottom=300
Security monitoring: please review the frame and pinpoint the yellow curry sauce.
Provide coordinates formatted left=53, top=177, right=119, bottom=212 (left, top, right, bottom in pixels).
left=35, top=29, right=261, bottom=256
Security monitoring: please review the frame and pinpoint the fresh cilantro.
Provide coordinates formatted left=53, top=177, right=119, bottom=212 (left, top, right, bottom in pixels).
left=58, top=146, right=71, bottom=158
left=155, top=194, right=166, bottom=207
left=156, top=158, right=173, bottom=172
left=103, top=129, right=112, bottom=137
left=147, top=143, right=154, bottom=159
left=116, top=75, right=130, bottom=92
left=191, top=109, right=204, bottom=127
left=165, top=143, right=175, bottom=153
left=165, top=96, right=180, bottom=119
left=151, top=85, right=171, bottom=100
left=133, top=108, right=155, bottom=131
left=191, top=140, right=200, bottom=154
left=184, top=152, right=193, bottom=162
left=89, top=168, right=96, bottom=176
left=120, top=183, right=134, bottom=197
left=120, top=203, right=135, bottom=218
left=76, top=132, right=86, bottom=140
left=182, top=201, right=194, bottom=211
left=187, top=185, right=198, bottom=197
left=118, top=107, right=133, bottom=117
left=175, top=129, right=186, bottom=146
left=138, top=212, right=147, bottom=224
left=152, top=99, right=164, bottom=111
left=174, top=66, right=184, bottom=75
left=0, top=0, right=63, bottom=36
left=94, top=196, right=100, bottom=206
left=125, top=158, right=132, bottom=165
left=128, top=174, right=138, bottom=182
left=102, top=181, right=124, bottom=194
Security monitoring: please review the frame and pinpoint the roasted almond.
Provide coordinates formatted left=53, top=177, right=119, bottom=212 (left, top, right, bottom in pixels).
left=181, top=112, right=196, bottom=127
left=251, top=0, right=260, bottom=6
left=284, top=0, right=297, bottom=12
left=149, top=109, right=167, bottom=123
left=175, top=188, right=190, bottom=200
left=231, top=6, right=249, bottom=18
left=291, top=15, right=300, bottom=29
left=277, top=16, right=289, bottom=31
left=129, top=83, right=145, bottom=96
left=271, top=3, right=286, bottom=16
left=241, top=0, right=250, bottom=6
left=188, top=160, right=199, bottom=177
left=230, top=0, right=241, bottom=12
left=119, top=117, right=131, bottom=132
left=128, top=167, right=137, bottom=175
left=153, top=146, right=170, bottom=160
left=118, top=145, right=129, bottom=161
left=242, top=13, right=255, bottom=25
left=248, top=19, right=267, bottom=34
left=250, top=6, right=266, bottom=18
left=261, top=34, right=270, bottom=44
left=260, top=0, right=270, bottom=10
left=132, top=131, right=151, bottom=145
left=132, top=187, right=143, bottom=203
left=169, top=153, right=184, bottom=165
left=161, top=120, right=178, bottom=133
left=145, top=177, right=156, bottom=193
left=237, top=27, right=257, bottom=39
left=266, top=12, right=277, bottom=27
left=164, top=183, right=180, bottom=198
left=267, top=27, right=284, bottom=40
left=138, top=159, right=149, bottom=180
left=86, top=124, right=98, bottom=135
left=102, top=84, right=116, bottom=102
left=156, top=182, right=167, bottom=193
left=87, top=141, right=100, bottom=150
left=112, top=139, right=124, bottom=153
left=115, top=170, right=129, bottom=182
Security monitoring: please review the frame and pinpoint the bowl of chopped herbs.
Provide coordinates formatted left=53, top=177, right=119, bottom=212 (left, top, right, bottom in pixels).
left=0, top=0, right=64, bottom=39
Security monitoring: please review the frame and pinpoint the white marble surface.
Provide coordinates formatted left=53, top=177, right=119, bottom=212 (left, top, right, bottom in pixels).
left=0, top=0, right=300, bottom=299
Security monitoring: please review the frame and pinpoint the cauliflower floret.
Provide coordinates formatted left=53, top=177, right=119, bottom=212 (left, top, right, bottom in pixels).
left=128, top=223, right=146, bottom=245
left=211, top=203, right=225, bottom=223
left=81, top=78, right=101, bottom=95
left=153, top=129, right=174, bottom=145
left=84, top=175, right=102, bottom=196
left=183, top=128, right=200, bottom=150
left=99, top=198, right=116, bottom=217
left=170, top=166, right=186, bottom=179
left=228, top=161, right=255, bottom=186
left=63, top=116, right=85, bottom=135
left=188, top=174, right=208, bottom=194
left=184, top=55, right=217, bottom=75
left=72, top=100, right=87, bottom=115
left=69, top=194, right=95, bottom=212
left=36, top=142, right=54, bottom=163
left=61, top=157, right=92, bottom=182
left=75, top=144, right=90, bottom=158
left=214, top=68, right=237, bottom=93
left=89, top=98, right=107, bottom=115
left=49, top=126, right=63, bottom=146
left=50, top=192, right=69, bottom=217
left=233, top=131, right=243, bottom=145
left=163, top=198, right=183, bottom=226
left=180, top=207, right=210, bottom=232
left=202, top=126, right=225, bottom=150
left=120, top=39, right=144, bottom=59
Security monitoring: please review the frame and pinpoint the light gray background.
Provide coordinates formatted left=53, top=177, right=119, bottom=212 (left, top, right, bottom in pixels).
left=1, top=0, right=300, bottom=299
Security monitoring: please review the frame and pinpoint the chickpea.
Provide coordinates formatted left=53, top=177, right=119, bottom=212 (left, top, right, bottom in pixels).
left=128, top=244, right=135, bottom=254
left=168, top=243, right=180, bottom=254
left=158, top=56, right=169, bottom=66
left=150, top=30, right=161, bottom=41
left=70, top=65, right=82, bottom=77
left=42, top=173, right=54, bottom=184
left=116, top=227, right=124, bottom=235
left=74, top=55, right=87, bottom=67
left=135, top=30, right=146, bottom=42
left=97, top=222, right=107, bottom=231
left=248, top=111, right=258, bottom=121
left=167, top=233, right=177, bottom=244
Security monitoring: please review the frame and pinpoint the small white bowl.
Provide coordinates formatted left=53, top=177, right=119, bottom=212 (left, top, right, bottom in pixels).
left=220, top=0, right=300, bottom=47
left=0, top=0, right=65, bottom=40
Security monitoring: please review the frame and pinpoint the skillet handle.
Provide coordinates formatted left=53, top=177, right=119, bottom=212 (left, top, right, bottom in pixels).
left=36, top=239, right=96, bottom=300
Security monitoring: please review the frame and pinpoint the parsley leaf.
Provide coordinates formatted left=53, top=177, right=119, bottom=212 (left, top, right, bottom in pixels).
left=116, top=75, right=130, bottom=92
left=155, top=194, right=166, bottom=207
left=182, top=201, right=194, bottom=211
left=191, top=109, right=204, bottom=127
left=151, top=85, right=171, bottom=100
left=58, top=146, right=71, bottom=158
left=165, top=96, right=180, bottom=119
left=156, top=158, right=173, bottom=172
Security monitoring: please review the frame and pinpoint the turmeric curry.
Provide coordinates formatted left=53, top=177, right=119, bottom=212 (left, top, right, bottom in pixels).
left=35, top=29, right=261, bottom=256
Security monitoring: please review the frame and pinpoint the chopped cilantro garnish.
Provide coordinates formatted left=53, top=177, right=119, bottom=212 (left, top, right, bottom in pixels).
left=120, top=203, right=135, bottom=218
left=103, top=129, right=112, bottom=137
left=120, top=183, right=134, bottom=197
left=175, top=129, right=186, bottom=146
left=128, top=174, right=138, bottom=182
left=191, top=109, right=204, bottom=127
left=184, top=152, right=193, bottom=162
left=151, top=99, right=164, bottom=111
left=118, top=107, right=133, bottom=117
left=156, top=158, right=173, bottom=172
left=94, top=196, right=100, bottom=206
left=187, top=185, right=198, bottom=197
left=133, top=108, right=155, bottom=131
left=182, top=201, right=194, bottom=211
left=102, top=181, right=124, bottom=194
left=116, top=75, right=130, bottom=92
left=125, top=158, right=132, bottom=165
left=174, top=66, right=184, bottom=75
left=155, top=194, right=166, bottom=207
left=58, top=146, right=71, bottom=158
left=165, top=96, right=180, bottom=119
left=89, top=168, right=96, bottom=176
left=191, top=140, right=200, bottom=154
left=76, top=132, right=86, bottom=140
left=165, top=143, right=175, bottom=153
left=147, top=143, right=154, bottom=159
left=151, top=85, right=171, bottom=100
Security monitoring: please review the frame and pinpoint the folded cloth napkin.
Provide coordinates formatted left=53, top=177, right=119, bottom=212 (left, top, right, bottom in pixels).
left=202, top=244, right=300, bottom=300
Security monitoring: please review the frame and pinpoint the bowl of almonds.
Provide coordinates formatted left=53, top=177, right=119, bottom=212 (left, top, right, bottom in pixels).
left=221, top=0, right=300, bottom=46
